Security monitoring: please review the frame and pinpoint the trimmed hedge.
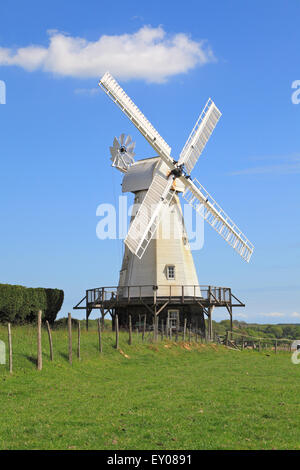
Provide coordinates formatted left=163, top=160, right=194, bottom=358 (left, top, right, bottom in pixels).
left=0, top=284, right=64, bottom=324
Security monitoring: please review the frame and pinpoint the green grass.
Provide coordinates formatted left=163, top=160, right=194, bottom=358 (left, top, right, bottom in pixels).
left=0, top=322, right=300, bottom=450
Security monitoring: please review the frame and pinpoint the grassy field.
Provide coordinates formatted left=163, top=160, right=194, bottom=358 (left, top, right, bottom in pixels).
left=0, top=322, right=300, bottom=450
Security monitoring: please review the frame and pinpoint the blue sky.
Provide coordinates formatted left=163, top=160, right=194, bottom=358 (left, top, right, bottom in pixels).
left=0, top=0, right=299, bottom=323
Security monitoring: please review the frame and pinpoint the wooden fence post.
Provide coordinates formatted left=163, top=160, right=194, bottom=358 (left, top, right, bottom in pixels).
left=225, top=331, right=229, bottom=347
left=115, top=314, right=119, bottom=349
left=275, top=340, right=277, bottom=354
left=46, top=320, right=53, bottom=361
left=77, top=322, right=81, bottom=360
left=183, top=318, right=187, bottom=342
left=128, top=315, right=132, bottom=345
left=7, top=323, right=12, bottom=374
left=68, top=313, right=72, bottom=365
left=37, top=310, right=42, bottom=371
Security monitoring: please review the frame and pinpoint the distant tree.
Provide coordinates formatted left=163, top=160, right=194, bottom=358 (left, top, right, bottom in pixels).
left=265, top=325, right=283, bottom=338
left=0, top=284, right=64, bottom=324
left=282, top=326, right=296, bottom=338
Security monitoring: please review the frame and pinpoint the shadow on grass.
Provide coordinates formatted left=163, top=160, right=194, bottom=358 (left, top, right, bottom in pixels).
left=59, top=352, right=69, bottom=361
left=24, top=355, right=37, bottom=366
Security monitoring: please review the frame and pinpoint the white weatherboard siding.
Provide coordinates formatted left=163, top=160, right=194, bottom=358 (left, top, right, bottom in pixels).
left=118, top=162, right=200, bottom=298
left=156, top=194, right=199, bottom=297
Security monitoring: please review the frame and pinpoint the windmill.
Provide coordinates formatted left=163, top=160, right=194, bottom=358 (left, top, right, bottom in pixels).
left=74, top=72, right=253, bottom=337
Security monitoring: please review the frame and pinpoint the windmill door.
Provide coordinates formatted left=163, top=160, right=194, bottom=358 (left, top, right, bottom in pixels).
left=168, top=310, right=179, bottom=331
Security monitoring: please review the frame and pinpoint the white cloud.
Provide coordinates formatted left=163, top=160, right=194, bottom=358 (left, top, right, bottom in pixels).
left=230, top=153, right=300, bottom=176
left=291, top=312, right=300, bottom=318
left=0, top=26, right=215, bottom=83
left=259, top=312, right=285, bottom=317
left=74, top=87, right=100, bottom=96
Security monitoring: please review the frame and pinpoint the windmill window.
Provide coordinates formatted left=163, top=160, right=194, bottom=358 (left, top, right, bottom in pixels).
left=166, top=265, right=175, bottom=280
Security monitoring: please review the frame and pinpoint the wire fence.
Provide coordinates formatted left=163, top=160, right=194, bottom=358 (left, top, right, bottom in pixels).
left=0, top=313, right=298, bottom=374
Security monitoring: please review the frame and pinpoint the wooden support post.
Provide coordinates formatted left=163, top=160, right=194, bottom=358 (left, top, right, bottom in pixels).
left=68, top=313, right=72, bottom=365
left=166, top=314, right=169, bottom=340
left=189, top=323, right=191, bottom=342
left=183, top=318, right=187, bottom=342
left=152, top=316, right=155, bottom=342
left=128, top=315, right=132, bottom=345
left=7, top=323, right=12, bottom=374
left=46, top=320, right=53, bottom=361
left=258, top=340, right=261, bottom=352
left=161, top=319, right=164, bottom=341
left=77, top=322, right=81, bottom=359
left=86, top=290, right=89, bottom=331
left=226, top=331, right=229, bottom=347
left=195, top=320, right=198, bottom=343
left=98, top=318, right=102, bottom=353
left=241, top=337, right=244, bottom=350
left=115, top=314, right=119, bottom=349
left=208, top=307, right=213, bottom=342
left=142, top=315, right=146, bottom=342
left=37, top=310, right=42, bottom=371
left=154, top=304, right=158, bottom=342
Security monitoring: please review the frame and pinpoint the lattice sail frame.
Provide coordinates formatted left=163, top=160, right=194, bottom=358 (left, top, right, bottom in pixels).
left=183, top=179, right=254, bottom=262
left=125, top=172, right=175, bottom=259
left=99, top=72, right=172, bottom=164
left=178, top=98, right=222, bottom=174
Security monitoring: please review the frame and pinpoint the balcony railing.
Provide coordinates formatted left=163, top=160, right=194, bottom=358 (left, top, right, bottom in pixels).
left=85, top=285, right=232, bottom=306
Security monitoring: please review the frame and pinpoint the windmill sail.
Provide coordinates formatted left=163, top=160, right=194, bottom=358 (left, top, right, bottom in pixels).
left=99, top=72, right=173, bottom=166
left=99, top=71, right=254, bottom=262
left=182, top=178, right=254, bottom=262
left=125, top=173, right=174, bottom=259
left=178, top=99, right=221, bottom=174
